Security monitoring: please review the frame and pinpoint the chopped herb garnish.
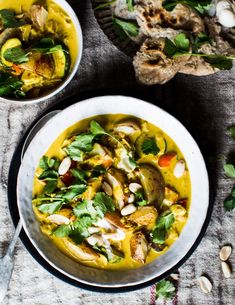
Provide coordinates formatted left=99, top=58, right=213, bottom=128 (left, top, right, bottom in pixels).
left=142, top=138, right=160, bottom=155
left=0, top=9, right=26, bottom=28
left=3, top=47, right=29, bottom=64
left=156, top=279, right=176, bottom=299
left=228, top=126, right=235, bottom=140
left=162, top=0, right=211, bottom=15
left=224, top=164, right=235, bottom=178
left=0, top=73, right=23, bottom=97
left=94, top=0, right=116, bottom=10
left=126, top=0, right=134, bottom=11
left=151, top=211, right=174, bottom=244
left=38, top=201, right=63, bottom=215
left=112, top=17, right=139, bottom=39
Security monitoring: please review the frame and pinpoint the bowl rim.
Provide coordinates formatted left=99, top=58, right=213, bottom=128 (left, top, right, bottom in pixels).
left=16, top=95, right=211, bottom=289
left=0, top=0, right=83, bottom=104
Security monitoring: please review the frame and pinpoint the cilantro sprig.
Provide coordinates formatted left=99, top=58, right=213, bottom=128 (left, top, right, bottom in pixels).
left=142, top=138, right=160, bottom=155
left=151, top=211, right=175, bottom=244
left=162, top=0, right=212, bottom=15
left=156, top=279, right=176, bottom=299
left=112, top=17, right=139, bottom=40
left=0, top=72, right=24, bottom=98
left=0, top=9, right=26, bottom=28
left=164, top=33, right=235, bottom=70
left=52, top=192, right=115, bottom=243
left=126, top=0, right=134, bottom=12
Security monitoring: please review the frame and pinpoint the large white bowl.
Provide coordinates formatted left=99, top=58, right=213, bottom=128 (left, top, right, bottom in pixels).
left=17, top=96, right=209, bottom=289
left=0, top=0, right=83, bottom=104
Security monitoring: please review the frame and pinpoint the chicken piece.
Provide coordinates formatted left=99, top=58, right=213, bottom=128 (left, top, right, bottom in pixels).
left=105, top=212, right=127, bottom=230
left=82, top=177, right=103, bottom=200
left=133, top=38, right=190, bottom=85
left=106, top=172, right=125, bottom=210
left=130, top=231, right=148, bottom=263
left=30, top=5, right=48, bottom=30
left=163, top=186, right=179, bottom=206
left=136, top=0, right=204, bottom=38
left=62, top=239, right=100, bottom=261
left=128, top=206, right=158, bottom=230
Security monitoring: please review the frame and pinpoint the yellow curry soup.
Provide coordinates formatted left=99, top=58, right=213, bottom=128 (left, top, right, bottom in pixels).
left=0, top=0, right=78, bottom=98
left=33, top=114, right=191, bottom=270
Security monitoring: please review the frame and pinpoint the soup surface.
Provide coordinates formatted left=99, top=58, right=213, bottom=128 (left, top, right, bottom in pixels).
left=33, top=114, right=191, bottom=270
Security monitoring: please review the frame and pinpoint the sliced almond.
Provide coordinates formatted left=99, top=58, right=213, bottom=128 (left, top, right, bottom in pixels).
left=173, top=160, right=185, bottom=178
left=170, top=273, right=179, bottom=281
left=129, top=183, right=142, bottom=193
left=103, top=229, right=125, bottom=241
left=102, top=181, right=113, bottom=196
left=221, top=261, right=232, bottom=278
left=128, top=193, right=135, bottom=203
left=198, top=276, right=213, bottom=293
left=58, top=157, right=71, bottom=175
left=47, top=214, right=70, bottom=225
left=86, top=234, right=103, bottom=247
left=219, top=245, right=232, bottom=261
left=88, top=226, right=100, bottom=234
left=121, top=204, right=137, bottom=216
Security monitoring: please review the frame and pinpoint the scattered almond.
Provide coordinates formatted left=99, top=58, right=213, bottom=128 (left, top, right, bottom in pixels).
left=58, top=156, right=71, bottom=175
left=121, top=203, right=137, bottom=216
left=129, top=183, right=142, bottom=193
left=170, top=273, right=179, bottom=281
left=173, top=160, right=185, bottom=178
left=102, top=181, right=113, bottom=196
left=221, top=261, right=232, bottom=278
left=198, top=276, right=213, bottom=293
left=219, top=245, right=232, bottom=261
left=47, top=214, right=70, bottom=225
left=128, top=193, right=135, bottom=203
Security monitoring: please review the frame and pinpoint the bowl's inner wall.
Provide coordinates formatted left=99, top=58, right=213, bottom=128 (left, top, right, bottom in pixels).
left=17, top=96, right=209, bottom=287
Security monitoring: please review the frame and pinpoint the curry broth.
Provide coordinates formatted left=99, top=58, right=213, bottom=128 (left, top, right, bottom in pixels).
left=33, top=114, right=191, bottom=270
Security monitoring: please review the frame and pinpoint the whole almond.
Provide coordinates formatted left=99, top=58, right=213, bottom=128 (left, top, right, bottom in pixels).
left=102, top=181, right=113, bottom=196
left=219, top=245, right=232, bottom=261
left=221, top=261, right=232, bottom=278
left=198, top=276, right=213, bottom=293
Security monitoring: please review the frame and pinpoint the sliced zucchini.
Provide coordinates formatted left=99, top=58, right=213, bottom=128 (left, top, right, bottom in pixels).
left=21, top=70, right=43, bottom=92
left=52, top=49, right=66, bottom=79
left=1, top=38, right=21, bottom=66
left=155, top=133, right=167, bottom=154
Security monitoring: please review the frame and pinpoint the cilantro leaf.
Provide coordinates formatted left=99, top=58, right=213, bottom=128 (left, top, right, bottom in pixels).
left=73, top=200, right=99, bottom=219
left=112, top=17, right=139, bottom=38
left=38, top=169, right=58, bottom=180
left=0, top=72, right=23, bottom=97
left=3, top=47, right=29, bottom=64
left=126, top=0, right=134, bottom=11
left=39, top=156, right=49, bottom=170
left=53, top=224, right=73, bottom=237
left=156, top=279, right=176, bottom=299
left=174, top=33, right=190, bottom=50
left=94, top=0, right=116, bottom=10
left=162, top=0, right=211, bottom=15
left=224, top=164, right=235, bottom=178
left=63, top=184, right=87, bottom=202
left=90, top=120, right=107, bottom=135
left=74, top=133, right=95, bottom=151
left=44, top=179, right=58, bottom=194
left=228, top=126, right=235, bottom=140
left=224, top=196, right=235, bottom=212
left=224, top=186, right=235, bottom=211
left=142, top=138, right=160, bottom=155
left=38, top=201, right=63, bottom=215
left=0, top=9, right=26, bottom=28
left=64, top=145, right=83, bottom=161
left=204, top=55, right=233, bottom=70
left=31, top=38, right=63, bottom=54
left=151, top=211, right=175, bottom=244
left=70, top=168, right=87, bottom=183
left=192, top=32, right=212, bottom=52
left=135, top=191, right=148, bottom=206
left=92, top=165, right=107, bottom=177
left=93, top=192, right=116, bottom=213
left=164, top=33, right=190, bottom=57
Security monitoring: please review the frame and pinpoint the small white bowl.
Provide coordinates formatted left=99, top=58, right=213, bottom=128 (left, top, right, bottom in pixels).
left=0, top=0, right=83, bottom=104
left=17, top=96, right=209, bottom=289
